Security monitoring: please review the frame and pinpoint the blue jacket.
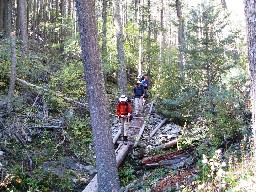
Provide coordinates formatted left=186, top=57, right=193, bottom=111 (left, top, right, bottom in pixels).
left=133, top=86, right=144, bottom=98
left=141, top=79, right=149, bottom=89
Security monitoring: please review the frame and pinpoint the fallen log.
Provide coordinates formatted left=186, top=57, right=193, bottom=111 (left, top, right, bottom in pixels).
left=82, top=143, right=132, bottom=192
left=150, top=118, right=167, bottom=137
left=153, top=168, right=197, bottom=192
left=116, top=144, right=132, bottom=167
left=16, top=78, right=88, bottom=107
left=129, top=125, right=141, bottom=129
left=133, top=101, right=154, bottom=148
left=29, top=125, right=62, bottom=129
left=152, top=138, right=178, bottom=150
left=142, top=146, right=193, bottom=164
left=113, top=129, right=122, bottom=144
left=145, top=152, right=192, bottom=167
left=82, top=175, right=97, bottom=192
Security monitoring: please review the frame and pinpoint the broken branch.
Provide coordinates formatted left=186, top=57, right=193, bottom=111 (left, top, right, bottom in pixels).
left=150, top=118, right=167, bottom=137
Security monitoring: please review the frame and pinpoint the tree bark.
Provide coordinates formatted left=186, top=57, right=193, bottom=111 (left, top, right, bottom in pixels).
left=244, top=0, right=256, bottom=153
left=134, top=0, right=138, bottom=22
left=75, top=0, right=120, bottom=191
left=19, top=0, right=29, bottom=55
left=221, top=0, right=227, bottom=9
left=176, top=0, right=184, bottom=83
left=102, top=0, right=108, bottom=80
left=32, top=0, right=37, bottom=42
left=3, top=0, right=11, bottom=37
left=16, top=0, right=20, bottom=35
left=37, top=0, right=43, bottom=36
left=0, top=0, right=3, bottom=33
left=42, top=0, right=47, bottom=41
left=146, top=0, right=151, bottom=76
left=55, top=0, right=59, bottom=43
left=137, top=0, right=143, bottom=77
left=113, top=0, right=128, bottom=95
left=7, top=32, right=17, bottom=114
left=60, top=0, right=66, bottom=51
left=83, top=144, right=131, bottom=192
left=158, top=0, right=164, bottom=75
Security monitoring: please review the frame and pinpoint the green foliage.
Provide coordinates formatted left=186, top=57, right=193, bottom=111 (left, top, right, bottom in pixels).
left=185, top=0, right=238, bottom=91
left=178, top=86, right=244, bottom=148
left=119, top=161, right=137, bottom=186
left=50, top=61, right=85, bottom=98
left=158, top=87, right=198, bottom=122
left=67, top=116, right=93, bottom=161
left=197, top=149, right=229, bottom=191
left=63, top=33, right=81, bottom=57
left=1, top=166, right=74, bottom=192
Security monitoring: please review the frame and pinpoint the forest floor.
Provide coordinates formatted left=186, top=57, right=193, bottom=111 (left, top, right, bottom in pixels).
left=115, top=100, right=256, bottom=192
left=1, top=93, right=255, bottom=191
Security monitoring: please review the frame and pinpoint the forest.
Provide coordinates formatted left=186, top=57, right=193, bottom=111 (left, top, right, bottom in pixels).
left=0, top=0, right=256, bottom=191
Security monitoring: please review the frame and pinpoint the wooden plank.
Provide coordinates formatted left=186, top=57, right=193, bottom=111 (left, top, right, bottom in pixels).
left=133, top=101, right=154, bottom=148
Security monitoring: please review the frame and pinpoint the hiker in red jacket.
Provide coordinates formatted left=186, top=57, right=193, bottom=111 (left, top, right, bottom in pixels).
left=116, top=95, right=132, bottom=143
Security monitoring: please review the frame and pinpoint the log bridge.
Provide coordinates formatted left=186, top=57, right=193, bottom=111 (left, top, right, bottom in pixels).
left=82, top=102, right=154, bottom=192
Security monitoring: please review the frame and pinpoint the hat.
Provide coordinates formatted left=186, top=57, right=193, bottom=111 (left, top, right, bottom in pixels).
left=136, top=80, right=141, bottom=84
left=119, top=95, right=127, bottom=102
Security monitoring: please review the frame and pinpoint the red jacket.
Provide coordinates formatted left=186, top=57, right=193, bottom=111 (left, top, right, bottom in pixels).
left=116, top=102, right=132, bottom=117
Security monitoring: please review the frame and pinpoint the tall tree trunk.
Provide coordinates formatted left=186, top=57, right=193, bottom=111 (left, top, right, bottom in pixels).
left=0, top=0, right=3, bottom=33
left=7, top=32, right=17, bottom=114
left=102, top=0, right=107, bottom=80
left=158, top=0, right=164, bottom=78
left=37, top=0, right=43, bottom=36
left=67, top=0, right=71, bottom=36
left=32, top=0, right=37, bottom=42
left=176, top=0, right=184, bottom=83
left=72, top=0, right=77, bottom=35
left=221, top=0, right=227, bottom=9
left=244, top=0, right=256, bottom=152
left=137, top=0, right=144, bottom=77
left=3, top=0, right=11, bottom=37
left=113, top=0, right=128, bottom=95
left=16, top=0, right=20, bottom=35
left=60, top=0, right=66, bottom=51
left=43, top=0, right=47, bottom=41
left=75, top=0, right=120, bottom=191
left=134, top=0, right=138, bottom=22
left=55, top=0, right=59, bottom=43
left=205, top=21, right=214, bottom=114
left=27, top=0, right=30, bottom=33
left=19, top=0, right=29, bottom=55
left=146, top=0, right=151, bottom=76
left=67, top=0, right=71, bottom=16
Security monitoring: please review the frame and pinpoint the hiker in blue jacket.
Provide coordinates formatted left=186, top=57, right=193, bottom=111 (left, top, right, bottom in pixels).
left=132, top=80, right=144, bottom=116
left=141, top=75, right=149, bottom=98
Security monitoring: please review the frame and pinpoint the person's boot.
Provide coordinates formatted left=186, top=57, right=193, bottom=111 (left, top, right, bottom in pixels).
left=123, top=136, right=128, bottom=145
